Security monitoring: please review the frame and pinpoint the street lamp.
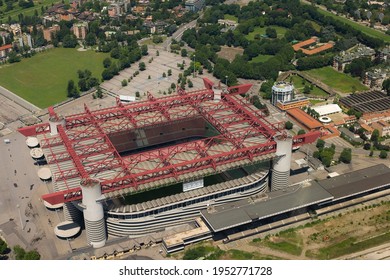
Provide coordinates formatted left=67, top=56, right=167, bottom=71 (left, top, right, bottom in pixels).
left=225, top=75, right=228, bottom=87
left=193, top=54, right=196, bottom=78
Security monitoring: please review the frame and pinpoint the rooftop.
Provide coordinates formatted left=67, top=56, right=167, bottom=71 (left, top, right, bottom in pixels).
left=287, top=108, right=323, bottom=130
left=317, top=164, right=390, bottom=201
left=19, top=79, right=321, bottom=204
left=201, top=183, right=333, bottom=232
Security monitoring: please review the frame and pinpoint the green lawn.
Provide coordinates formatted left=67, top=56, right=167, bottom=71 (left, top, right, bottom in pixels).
left=305, top=20, right=322, bottom=32
left=249, top=54, right=273, bottom=63
left=0, top=48, right=109, bottom=108
left=290, top=75, right=329, bottom=97
left=0, top=0, right=61, bottom=22
left=311, top=5, right=390, bottom=43
left=304, top=66, right=368, bottom=93
left=245, top=26, right=288, bottom=40
left=224, top=14, right=238, bottom=22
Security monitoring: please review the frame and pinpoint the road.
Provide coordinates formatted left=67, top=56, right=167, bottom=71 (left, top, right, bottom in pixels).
left=161, top=19, right=198, bottom=51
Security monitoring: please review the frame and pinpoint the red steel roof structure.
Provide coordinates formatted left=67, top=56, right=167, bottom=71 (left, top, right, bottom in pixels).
left=19, top=78, right=320, bottom=205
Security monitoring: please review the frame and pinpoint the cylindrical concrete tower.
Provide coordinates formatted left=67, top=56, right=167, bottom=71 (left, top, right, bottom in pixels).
left=49, top=115, right=66, bottom=136
left=271, top=132, right=293, bottom=191
left=271, top=81, right=294, bottom=106
left=80, top=178, right=106, bottom=248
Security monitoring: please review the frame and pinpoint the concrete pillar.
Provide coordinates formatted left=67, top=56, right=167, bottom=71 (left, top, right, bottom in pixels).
left=49, top=116, right=66, bottom=136
left=80, top=178, right=106, bottom=248
left=271, top=132, right=293, bottom=191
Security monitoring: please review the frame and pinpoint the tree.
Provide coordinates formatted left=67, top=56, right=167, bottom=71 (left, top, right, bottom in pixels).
left=121, top=79, right=128, bottom=86
left=62, top=34, right=78, bottom=48
left=67, top=80, right=79, bottom=97
left=141, top=44, right=148, bottom=56
left=13, top=245, right=25, bottom=260
left=316, top=139, right=325, bottom=149
left=379, top=150, right=388, bottom=159
left=0, top=239, right=8, bottom=255
left=85, top=33, right=96, bottom=46
left=266, top=27, right=277, bottom=38
left=284, top=121, right=293, bottom=130
left=96, top=86, right=103, bottom=98
left=135, top=91, right=140, bottom=98
left=139, top=62, right=146, bottom=71
left=8, top=51, right=21, bottom=63
left=382, top=78, right=390, bottom=95
left=181, top=48, right=188, bottom=57
left=371, top=129, right=380, bottom=142
left=187, top=79, right=193, bottom=88
left=303, top=84, right=311, bottom=94
left=339, top=148, right=352, bottom=163
left=168, top=69, right=172, bottom=76
left=297, top=129, right=305, bottom=135
left=162, top=72, right=166, bottom=78
left=24, top=250, right=40, bottom=260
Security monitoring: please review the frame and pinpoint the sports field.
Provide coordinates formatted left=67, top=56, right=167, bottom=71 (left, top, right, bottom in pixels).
left=304, top=67, right=368, bottom=93
left=245, top=25, right=287, bottom=40
left=0, top=48, right=109, bottom=108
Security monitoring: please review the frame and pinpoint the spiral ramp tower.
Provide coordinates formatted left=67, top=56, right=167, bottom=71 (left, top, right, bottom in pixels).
left=79, top=178, right=107, bottom=248
left=271, top=132, right=293, bottom=191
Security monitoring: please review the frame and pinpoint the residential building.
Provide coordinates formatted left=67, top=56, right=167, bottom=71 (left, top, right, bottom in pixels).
left=16, top=33, right=33, bottom=49
left=359, top=110, right=390, bottom=125
left=364, top=67, right=390, bottom=89
left=185, top=0, right=205, bottom=12
left=371, top=120, right=390, bottom=137
left=333, top=44, right=376, bottom=71
left=43, top=25, right=60, bottom=42
left=0, top=44, right=12, bottom=58
left=0, top=31, right=10, bottom=45
left=378, top=45, right=390, bottom=62
left=73, top=22, right=89, bottom=40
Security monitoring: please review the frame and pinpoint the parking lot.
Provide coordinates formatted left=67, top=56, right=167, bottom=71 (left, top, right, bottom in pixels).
left=101, top=49, right=207, bottom=99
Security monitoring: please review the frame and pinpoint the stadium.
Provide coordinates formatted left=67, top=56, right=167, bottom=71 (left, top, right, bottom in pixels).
left=18, top=78, right=320, bottom=249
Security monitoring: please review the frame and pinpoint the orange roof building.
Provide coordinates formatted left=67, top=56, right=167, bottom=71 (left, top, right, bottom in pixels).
left=292, top=37, right=317, bottom=51
left=292, top=36, right=334, bottom=56
left=287, top=108, right=323, bottom=131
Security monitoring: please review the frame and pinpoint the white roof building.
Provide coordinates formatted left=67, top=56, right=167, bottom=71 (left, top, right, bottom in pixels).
left=312, top=104, right=342, bottom=117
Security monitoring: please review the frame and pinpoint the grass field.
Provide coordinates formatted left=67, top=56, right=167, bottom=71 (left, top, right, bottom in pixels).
left=304, top=66, right=368, bottom=93
left=224, top=14, right=238, bottom=22
left=0, top=48, right=109, bottom=108
left=290, top=75, right=329, bottom=97
left=0, top=0, right=60, bottom=22
left=313, top=6, right=390, bottom=43
left=245, top=25, right=287, bottom=40
left=249, top=54, right=273, bottom=63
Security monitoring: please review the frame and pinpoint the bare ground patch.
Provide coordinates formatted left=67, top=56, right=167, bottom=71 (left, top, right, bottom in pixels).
left=217, top=46, right=244, bottom=62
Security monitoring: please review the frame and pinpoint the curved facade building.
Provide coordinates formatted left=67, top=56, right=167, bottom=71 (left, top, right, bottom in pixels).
left=106, top=171, right=269, bottom=237
left=271, top=82, right=294, bottom=106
